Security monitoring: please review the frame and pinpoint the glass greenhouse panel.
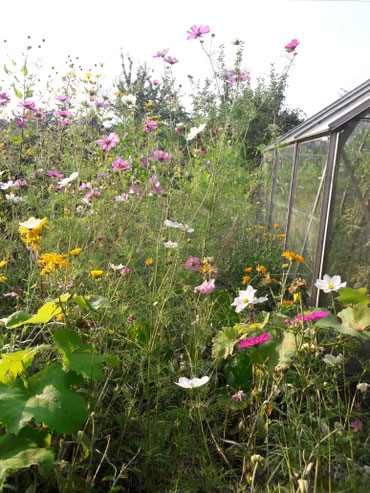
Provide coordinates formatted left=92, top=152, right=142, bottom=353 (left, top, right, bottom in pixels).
left=323, top=114, right=370, bottom=291
left=268, top=145, right=294, bottom=231
left=260, top=151, right=276, bottom=224
left=288, top=138, right=329, bottom=281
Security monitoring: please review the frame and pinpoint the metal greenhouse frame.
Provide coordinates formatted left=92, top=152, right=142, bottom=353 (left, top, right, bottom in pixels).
left=263, top=79, right=370, bottom=305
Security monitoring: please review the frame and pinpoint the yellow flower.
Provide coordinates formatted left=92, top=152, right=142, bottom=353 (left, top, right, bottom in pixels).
left=56, top=313, right=65, bottom=321
left=69, top=248, right=82, bottom=256
left=244, top=267, right=252, bottom=273
left=282, top=263, right=289, bottom=268
left=200, top=264, right=211, bottom=273
left=39, top=253, right=69, bottom=276
left=86, top=73, right=91, bottom=78
left=0, top=275, right=6, bottom=282
left=258, top=226, right=264, bottom=230
left=242, top=275, right=250, bottom=284
left=293, top=293, right=301, bottom=303
left=256, top=265, right=267, bottom=275
left=245, top=228, right=252, bottom=232
left=145, top=258, right=154, bottom=265
left=19, top=217, right=48, bottom=252
left=0, top=260, right=7, bottom=268
left=91, top=270, right=103, bottom=278
left=277, top=234, right=285, bottom=239
left=282, top=251, right=305, bottom=263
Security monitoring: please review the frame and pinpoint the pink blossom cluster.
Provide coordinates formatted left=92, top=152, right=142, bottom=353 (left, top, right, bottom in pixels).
left=0, top=92, right=10, bottom=107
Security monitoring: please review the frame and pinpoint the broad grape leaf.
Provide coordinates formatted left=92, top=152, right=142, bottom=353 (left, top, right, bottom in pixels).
left=9, top=295, right=70, bottom=328
left=0, top=345, right=49, bottom=384
left=211, top=326, right=239, bottom=359
left=53, top=329, right=119, bottom=380
left=0, top=362, right=87, bottom=435
left=73, top=294, right=111, bottom=311
left=337, top=287, right=369, bottom=307
left=315, top=309, right=370, bottom=340
left=0, top=426, right=54, bottom=489
left=3, top=311, right=32, bottom=328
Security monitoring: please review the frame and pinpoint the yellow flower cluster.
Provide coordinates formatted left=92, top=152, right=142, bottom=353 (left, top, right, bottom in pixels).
left=0, top=259, right=6, bottom=282
left=39, top=253, right=69, bottom=276
left=282, top=251, right=305, bottom=263
left=19, top=217, right=48, bottom=252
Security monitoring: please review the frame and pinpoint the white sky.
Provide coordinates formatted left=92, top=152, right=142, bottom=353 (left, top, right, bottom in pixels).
left=1, top=0, right=370, bottom=118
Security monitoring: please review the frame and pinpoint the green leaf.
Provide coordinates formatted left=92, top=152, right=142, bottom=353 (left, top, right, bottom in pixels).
left=3, top=64, right=8, bottom=74
left=3, top=310, right=32, bottom=328
left=53, top=329, right=119, bottom=380
left=22, top=64, right=28, bottom=76
left=0, top=362, right=87, bottom=434
left=315, top=309, right=370, bottom=340
left=0, top=426, right=54, bottom=489
left=10, top=295, right=70, bottom=328
left=12, top=82, right=22, bottom=99
left=211, top=326, right=239, bottom=359
left=275, top=331, right=297, bottom=370
left=249, top=332, right=296, bottom=373
left=73, top=294, right=111, bottom=310
left=228, top=352, right=252, bottom=387
left=337, top=287, right=369, bottom=307
left=0, top=345, right=49, bottom=384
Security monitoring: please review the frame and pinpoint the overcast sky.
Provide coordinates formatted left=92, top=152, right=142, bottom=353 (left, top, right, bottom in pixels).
left=1, top=0, right=369, bottom=118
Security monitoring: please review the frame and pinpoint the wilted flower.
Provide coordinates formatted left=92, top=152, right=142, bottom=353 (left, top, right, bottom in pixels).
left=186, top=25, right=211, bottom=40
left=238, top=333, right=272, bottom=348
left=314, top=274, right=346, bottom=293
left=289, top=278, right=308, bottom=294
left=194, top=278, right=215, bottom=294
left=231, top=285, right=268, bottom=313
left=323, top=354, right=343, bottom=366
left=174, top=376, right=210, bottom=388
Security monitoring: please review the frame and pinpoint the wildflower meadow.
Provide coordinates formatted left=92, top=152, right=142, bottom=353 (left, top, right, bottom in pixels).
left=0, top=26, right=369, bottom=493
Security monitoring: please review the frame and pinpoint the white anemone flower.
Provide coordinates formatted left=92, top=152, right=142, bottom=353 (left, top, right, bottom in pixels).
left=174, top=376, right=210, bottom=389
left=19, top=217, right=44, bottom=230
left=231, top=285, right=268, bottom=313
left=323, top=354, right=343, bottom=365
left=314, top=274, right=346, bottom=293
left=186, top=123, right=206, bottom=142
left=109, top=263, right=125, bottom=270
left=58, top=171, right=79, bottom=187
left=356, top=382, right=369, bottom=393
left=163, top=241, right=178, bottom=248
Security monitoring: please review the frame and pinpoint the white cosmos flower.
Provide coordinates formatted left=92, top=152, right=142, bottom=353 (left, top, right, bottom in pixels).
left=58, top=171, right=79, bottom=187
left=356, top=382, right=368, bottom=393
left=323, top=354, right=343, bottom=365
left=186, top=123, right=206, bottom=142
left=174, top=376, right=210, bottom=389
left=163, top=219, right=194, bottom=233
left=231, top=285, right=268, bottom=313
left=19, top=217, right=44, bottom=230
left=109, top=263, right=125, bottom=270
left=6, top=193, right=26, bottom=203
left=163, top=241, right=178, bottom=248
left=121, top=94, right=136, bottom=106
left=0, top=180, right=15, bottom=190
left=314, top=274, right=346, bottom=293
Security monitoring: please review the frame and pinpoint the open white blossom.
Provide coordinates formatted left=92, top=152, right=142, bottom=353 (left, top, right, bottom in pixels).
left=0, top=180, right=15, bottom=190
left=6, top=193, right=26, bottom=203
left=174, top=376, right=210, bottom=389
left=163, top=241, right=178, bottom=248
left=323, top=354, right=343, bottom=365
left=356, top=382, right=368, bottom=393
left=19, top=217, right=44, bottom=230
left=314, top=274, right=346, bottom=293
left=231, top=285, right=268, bottom=313
left=186, top=123, right=206, bottom=142
left=58, top=171, right=79, bottom=187
left=163, top=219, right=194, bottom=233
left=109, top=263, right=125, bottom=270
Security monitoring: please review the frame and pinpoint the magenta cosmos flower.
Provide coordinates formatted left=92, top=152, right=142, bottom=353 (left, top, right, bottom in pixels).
left=112, top=158, right=131, bottom=171
left=0, top=93, right=10, bottom=107
left=55, top=110, right=72, bottom=117
left=96, top=132, right=119, bottom=151
left=295, top=311, right=330, bottom=322
left=184, top=256, right=201, bottom=271
left=164, top=56, right=179, bottom=65
left=238, top=333, right=272, bottom=348
left=194, top=278, right=216, bottom=294
left=17, top=100, right=36, bottom=112
left=186, top=25, right=211, bottom=40
left=152, top=150, right=171, bottom=162
left=153, top=48, right=169, bottom=58
left=285, top=39, right=299, bottom=53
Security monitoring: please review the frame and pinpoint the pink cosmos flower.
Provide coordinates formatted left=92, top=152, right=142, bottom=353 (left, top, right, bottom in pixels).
left=112, top=158, right=131, bottom=171
left=350, top=420, right=363, bottom=433
left=295, top=311, right=330, bottom=322
left=152, top=79, right=159, bottom=85
left=184, top=256, right=201, bottom=271
left=229, top=73, right=248, bottom=85
left=79, top=182, right=92, bottom=190
left=194, top=278, right=216, bottom=294
left=55, top=110, right=73, bottom=117
left=238, top=333, right=272, bottom=348
left=149, top=175, right=163, bottom=194
left=56, top=94, right=70, bottom=102
left=47, top=170, right=63, bottom=179
left=231, top=390, right=247, bottom=402
left=186, top=25, right=211, bottom=40
left=83, top=189, right=101, bottom=200
left=3, top=292, right=17, bottom=297
left=153, top=49, right=169, bottom=58
left=52, top=185, right=66, bottom=191
left=0, top=93, right=10, bottom=107
left=285, top=39, right=299, bottom=53
left=61, top=119, right=72, bottom=126
left=151, top=150, right=171, bottom=162
left=94, top=99, right=108, bottom=108
left=164, top=56, right=179, bottom=65
left=34, top=109, right=45, bottom=120
left=14, top=179, right=27, bottom=187
left=14, top=118, right=27, bottom=128
left=17, top=100, right=36, bottom=112
left=96, top=132, right=119, bottom=151
left=140, top=155, right=149, bottom=168
left=141, top=120, right=157, bottom=133
left=120, top=267, right=130, bottom=275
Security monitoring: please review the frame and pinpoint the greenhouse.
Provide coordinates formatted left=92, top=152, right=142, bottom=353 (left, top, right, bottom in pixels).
left=262, top=79, right=370, bottom=305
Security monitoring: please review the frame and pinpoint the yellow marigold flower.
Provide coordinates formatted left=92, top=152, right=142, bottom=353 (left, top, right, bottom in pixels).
left=145, top=258, right=154, bottom=265
left=282, top=251, right=305, bottom=263
left=39, top=253, right=69, bottom=276
left=274, top=224, right=279, bottom=229
left=256, top=265, right=267, bottom=275
left=244, top=267, right=252, bottom=273
left=144, top=101, right=153, bottom=107
left=293, top=293, right=301, bottom=303
left=91, top=270, right=103, bottom=278
left=245, top=228, right=252, bottom=232
left=0, top=275, right=6, bottom=282
left=69, top=248, right=82, bottom=256
left=0, top=260, right=7, bottom=268
left=258, top=226, right=264, bottom=230
left=277, top=234, right=285, bottom=239
left=200, top=264, right=212, bottom=273
left=242, top=275, right=250, bottom=284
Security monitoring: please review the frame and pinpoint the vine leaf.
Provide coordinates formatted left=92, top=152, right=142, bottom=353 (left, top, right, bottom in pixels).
left=0, top=362, right=87, bottom=435
left=0, top=345, right=49, bottom=384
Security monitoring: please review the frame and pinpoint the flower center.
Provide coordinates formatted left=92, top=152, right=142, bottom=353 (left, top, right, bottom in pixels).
left=328, top=284, right=334, bottom=290
left=243, top=298, right=249, bottom=304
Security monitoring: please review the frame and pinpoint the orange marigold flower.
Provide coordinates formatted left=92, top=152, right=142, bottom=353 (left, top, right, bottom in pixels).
left=277, top=234, right=285, bottom=239
left=274, top=224, right=279, bottom=229
left=282, top=251, right=304, bottom=263
left=264, top=233, right=268, bottom=237
left=258, top=226, right=264, bottom=230
left=244, top=267, right=252, bottom=273
left=145, top=258, right=154, bottom=265
left=256, top=265, right=267, bottom=275
left=245, top=228, right=252, bottom=232
left=242, top=275, right=250, bottom=284
left=277, top=300, right=293, bottom=306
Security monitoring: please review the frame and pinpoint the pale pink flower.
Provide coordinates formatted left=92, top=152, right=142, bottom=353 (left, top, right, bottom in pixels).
left=186, top=25, right=211, bottom=40
left=112, top=158, right=131, bottom=171
left=96, top=132, right=119, bottom=151
left=238, top=333, right=272, bottom=348
left=140, top=155, right=149, bottom=168
left=79, top=182, right=92, bottom=190
left=56, top=94, right=70, bottom=101
left=164, top=56, right=179, bottom=65
left=14, top=179, right=27, bottom=187
left=152, top=150, right=171, bottom=162
left=3, top=292, right=17, bottom=297
left=153, top=49, right=169, bottom=58
left=152, top=79, right=159, bottom=85
left=94, top=98, right=108, bottom=108
left=120, top=267, right=130, bottom=275
left=184, top=257, right=201, bottom=271
left=350, top=420, right=363, bottom=433
left=47, top=170, right=63, bottom=179
left=56, top=110, right=73, bottom=117
left=141, top=120, right=157, bottom=133
left=229, top=73, right=248, bottom=85
left=149, top=175, right=163, bottom=194
left=61, top=119, right=72, bottom=126
left=194, top=278, right=215, bottom=294
left=285, top=39, right=299, bottom=53
left=231, top=390, right=247, bottom=402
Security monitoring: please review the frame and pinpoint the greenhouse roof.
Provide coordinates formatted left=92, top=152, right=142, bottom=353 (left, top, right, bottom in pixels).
left=269, top=78, right=370, bottom=148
